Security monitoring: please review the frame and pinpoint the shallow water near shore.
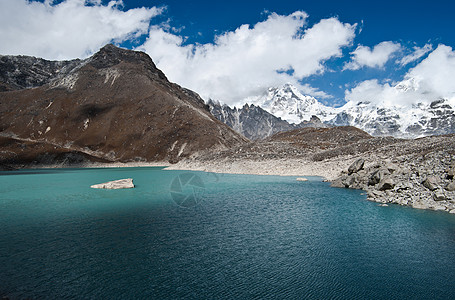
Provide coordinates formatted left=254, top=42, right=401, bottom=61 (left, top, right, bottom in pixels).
left=1, top=167, right=455, bottom=299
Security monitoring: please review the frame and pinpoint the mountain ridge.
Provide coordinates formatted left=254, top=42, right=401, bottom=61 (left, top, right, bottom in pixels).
left=0, top=44, right=247, bottom=166
left=225, top=83, right=455, bottom=139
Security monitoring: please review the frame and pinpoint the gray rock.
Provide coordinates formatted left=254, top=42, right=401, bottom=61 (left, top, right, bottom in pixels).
left=433, top=190, right=447, bottom=201
left=369, top=168, right=390, bottom=185
left=447, top=166, right=454, bottom=180
left=395, top=182, right=413, bottom=192
left=385, top=163, right=399, bottom=173
left=342, top=174, right=357, bottom=188
left=367, top=189, right=384, bottom=199
left=91, top=178, right=134, bottom=189
left=348, top=158, right=365, bottom=175
left=330, top=176, right=345, bottom=188
left=357, top=170, right=367, bottom=177
left=445, top=182, right=455, bottom=192
left=330, top=180, right=344, bottom=188
left=378, top=177, right=395, bottom=191
left=422, top=176, right=439, bottom=191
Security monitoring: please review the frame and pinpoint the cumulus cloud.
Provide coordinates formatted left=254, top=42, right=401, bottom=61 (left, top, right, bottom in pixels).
left=397, top=43, right=433, bottom=66
left=343, top=41, right=401, bottom=71
left=138, top=12, right=356, bottom=105
left=345, top=44, right=455, bottom=107
left=0, top=0, right=162, bottom=60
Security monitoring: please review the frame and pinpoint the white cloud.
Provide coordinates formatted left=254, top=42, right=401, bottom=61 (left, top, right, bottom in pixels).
left=406, top=44, right=455, bottom=99
left=343, top=41, right=401, bottom=71
left=345, top=44, right=455, bottom=107
left=0, top=0, right=162, bottom=60
left=398, top=43, right=433, bottom=66
left=138, top=12, right=356, bottom=105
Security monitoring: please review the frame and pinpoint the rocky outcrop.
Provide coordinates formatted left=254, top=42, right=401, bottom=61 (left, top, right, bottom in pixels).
left=91, top=178, right=134, bottom=189
left=445, top=182, right=455, bottom=192
left=331, top=152, right=455, bottom=213
left=348, top=158, right=365, bottom=175
left=422, top=176, right=439, bottom=191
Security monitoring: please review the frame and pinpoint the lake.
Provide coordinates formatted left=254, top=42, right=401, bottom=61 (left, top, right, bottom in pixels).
left=1, top=167, right=454, bottom=299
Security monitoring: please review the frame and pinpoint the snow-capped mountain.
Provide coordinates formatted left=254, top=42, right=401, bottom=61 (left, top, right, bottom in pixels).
left=331, top=98, right=455, bottom=137
left=243, top=83, right=455, bottom=138
left=250, top=83, right=339, bottom=124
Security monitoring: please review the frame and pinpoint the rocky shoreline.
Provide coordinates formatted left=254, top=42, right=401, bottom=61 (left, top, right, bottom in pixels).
left=331, top=155, right=455, bottom=213
left=169, top=131, right=455, bottom=214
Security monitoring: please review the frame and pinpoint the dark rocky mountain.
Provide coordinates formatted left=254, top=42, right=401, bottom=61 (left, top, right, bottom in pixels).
left=208, top=100, right=329, bottom=140
left=0, top=55, right=83, bottom=92
left=0, top=44, right=247, bottom=167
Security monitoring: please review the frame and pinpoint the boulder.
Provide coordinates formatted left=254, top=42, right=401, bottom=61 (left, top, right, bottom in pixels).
left=369, top=168, right=390, bottom=186
left=342, top=173, right=364, bottom=189
left=446, top=166, right=455, bottom=180
left=445, top=182, right=455, bottom=192
left=367, top=189, right=384, bottom=199
left=348, top=174, right=357, bottom=187
left=378, top=177, right=395, bottom=191
left=385, top=163, right=399, bottom=173
left=395, top=182, right=413, bottom=192
left=348, top=158, right=365, bottom=175
left=422, top=176, right=439, bottom=191
left=91, top=178, right=135, bottom=189
left=330, top=176, right=346, bottom=188
left=433, top=190, right=447, bottom=201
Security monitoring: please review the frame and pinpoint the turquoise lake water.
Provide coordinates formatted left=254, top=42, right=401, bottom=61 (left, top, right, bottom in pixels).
left=1, top=167, right=455, bottom=299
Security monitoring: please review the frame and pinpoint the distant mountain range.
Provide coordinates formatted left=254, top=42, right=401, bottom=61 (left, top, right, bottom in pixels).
left=210, top=83, right=455, bottom=139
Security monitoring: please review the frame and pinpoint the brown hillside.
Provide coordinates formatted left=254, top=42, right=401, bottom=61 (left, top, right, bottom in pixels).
left=0, top=45, right=247, bottom=165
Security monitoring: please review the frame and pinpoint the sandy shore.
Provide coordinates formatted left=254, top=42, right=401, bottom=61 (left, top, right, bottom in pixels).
left=18, top=158, right=353, bottom=181
left=165, top=157, right=352, bottom=180
left=81, top=161, right=169, bottom=169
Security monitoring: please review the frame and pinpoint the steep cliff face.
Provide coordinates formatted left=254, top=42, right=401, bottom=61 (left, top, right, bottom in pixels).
left=208, top=100, right=329, bottom=140
left=0, top=44, right=247, bottom=165
left=208, top=100, right=295, bottom=139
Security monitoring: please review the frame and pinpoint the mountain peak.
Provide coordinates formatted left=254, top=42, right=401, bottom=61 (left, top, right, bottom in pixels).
left=0, top=46, right=246, bottom=164
left=89, top=44, right=167, bottom=81
left=254, top=83, right=337, bottom=124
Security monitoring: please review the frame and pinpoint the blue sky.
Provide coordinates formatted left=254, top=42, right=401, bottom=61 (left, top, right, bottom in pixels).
left=127, top=0, right=454, bottom=45
left=132, top=0, right=452, bottom=105
left=1, top=0, right=455, bottom=108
